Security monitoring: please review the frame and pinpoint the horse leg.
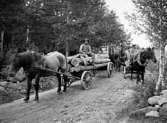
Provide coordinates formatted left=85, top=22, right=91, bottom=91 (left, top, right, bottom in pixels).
left=141, top=68, right=145, bottom=84
left=24, top=77, right=32, bottom=103
left=63, top=75, right=68, bottom=92
left=57, top=74, right=62, bottom=93
left=33, top=74, right=40, bottom=102
left=130, top=65, right=133, bottom=80
left=136, top=70, right=140, bottom=84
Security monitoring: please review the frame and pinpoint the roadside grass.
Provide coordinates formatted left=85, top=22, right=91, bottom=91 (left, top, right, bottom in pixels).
left=115, top=61, right=167, bottom=122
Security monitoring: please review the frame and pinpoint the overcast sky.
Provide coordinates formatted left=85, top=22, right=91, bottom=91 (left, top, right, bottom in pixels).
left=105, top=0, right=151, bottom=48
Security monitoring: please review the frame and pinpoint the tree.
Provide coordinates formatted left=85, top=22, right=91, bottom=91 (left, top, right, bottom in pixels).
left=0, top=0, right=26, bottom=55
left=0, top=0, right=129, bottom=58
left=132, top=0, right=167, bottom=93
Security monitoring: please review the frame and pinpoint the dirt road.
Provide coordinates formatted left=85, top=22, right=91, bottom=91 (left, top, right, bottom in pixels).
left=0, top=72, right=135, bottom=123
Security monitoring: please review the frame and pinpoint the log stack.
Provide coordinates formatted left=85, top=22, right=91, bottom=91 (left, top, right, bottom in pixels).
left=68, top=53, right=110, bottom=67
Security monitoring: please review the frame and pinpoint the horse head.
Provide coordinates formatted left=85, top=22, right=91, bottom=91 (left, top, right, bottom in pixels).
left=145, top=47, right=157, bottom=63
left=8, top=52, right=21, bottom=77
left=8, top=51, right=44, bottom=82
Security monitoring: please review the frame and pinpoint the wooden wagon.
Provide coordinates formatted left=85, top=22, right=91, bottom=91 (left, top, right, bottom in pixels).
left=31, top=53, right=113, bottom=90
left=67, top=61, right=113, bottom=89
left=123, top=63, right=137, bottom=79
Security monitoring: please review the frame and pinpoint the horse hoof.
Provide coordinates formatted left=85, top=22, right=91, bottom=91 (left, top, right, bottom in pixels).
left=34, top=98, right=39, bottom=103
left=34, top=100, right=39, bottom=103
left=57, top=91, right=62, bottom=94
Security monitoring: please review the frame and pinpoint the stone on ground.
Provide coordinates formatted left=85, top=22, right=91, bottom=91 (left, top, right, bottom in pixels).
left=158, top=97, right=167, bottom=106
left=159, top=103, right=167, bottom=120
left=145, top=111, right=159, bottom=117
left=129, top=106, right=159, bottom=119
left=0, top=81, right=8, bottom=86
left=148, top=96, right=161, bottom=105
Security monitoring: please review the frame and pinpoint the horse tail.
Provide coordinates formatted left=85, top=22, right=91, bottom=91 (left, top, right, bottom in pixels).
left=56, top=53, right=67, bottom=73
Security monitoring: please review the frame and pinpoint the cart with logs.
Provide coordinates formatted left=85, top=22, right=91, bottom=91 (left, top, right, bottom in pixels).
left=32, top=54, right=113, bottom=90
left=66, top=53, right=113, bottom=89
left=68, top=61, right=113, bottom=89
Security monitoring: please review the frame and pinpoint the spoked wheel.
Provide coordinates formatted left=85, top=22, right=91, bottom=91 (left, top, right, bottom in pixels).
left=81, top=71, right=93, bottom=90
left=107, top=62, right=113, bottom=78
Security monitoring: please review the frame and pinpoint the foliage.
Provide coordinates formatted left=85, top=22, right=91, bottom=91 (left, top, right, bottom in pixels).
left=132, top=62, right=159, bottom=108
left=132, top=80, right=156, bottom=108
left=130, top=0, right=167, bottom=46
left=0, top=0, right=129, bottom=56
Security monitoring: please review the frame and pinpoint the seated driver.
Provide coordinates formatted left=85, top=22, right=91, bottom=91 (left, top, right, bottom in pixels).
left=79, top=38, right=93, bottom=57
left=79, top=38, right=95, bottom=64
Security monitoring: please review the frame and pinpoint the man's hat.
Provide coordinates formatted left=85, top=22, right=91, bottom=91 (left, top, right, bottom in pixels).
left=84, top=38, right=89, bottom=43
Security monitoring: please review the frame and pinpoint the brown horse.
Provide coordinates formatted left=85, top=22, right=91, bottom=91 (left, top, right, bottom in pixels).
left=130, top=48, right=157, bottom=84
left=9, top=51, right=68, bottom=103
left=108, top=45, right=126, bottom=71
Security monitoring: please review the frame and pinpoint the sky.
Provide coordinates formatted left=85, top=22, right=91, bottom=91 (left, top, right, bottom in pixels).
left=105, top=0, right=151, bottom=48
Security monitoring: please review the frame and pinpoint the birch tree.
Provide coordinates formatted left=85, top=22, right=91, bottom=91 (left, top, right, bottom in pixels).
left=132, top=0, right=167, bottom=93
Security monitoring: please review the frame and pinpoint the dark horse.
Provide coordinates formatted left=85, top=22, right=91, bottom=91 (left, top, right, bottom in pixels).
left=108, top=45, right=126, bottom=71
left=9, top=51, right=68, bottom=103
left=130, top=48, right=157, bottom=84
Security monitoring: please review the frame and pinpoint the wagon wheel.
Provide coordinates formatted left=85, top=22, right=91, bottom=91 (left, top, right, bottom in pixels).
left=107, top=62, right=113, bottom=78
left=81, top=71, right=93, bottom=90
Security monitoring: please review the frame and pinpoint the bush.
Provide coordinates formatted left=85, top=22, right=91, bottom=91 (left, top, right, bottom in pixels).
left=132, top=80, right=156, bottom=108
left=132, top=61, right=159, bottom=108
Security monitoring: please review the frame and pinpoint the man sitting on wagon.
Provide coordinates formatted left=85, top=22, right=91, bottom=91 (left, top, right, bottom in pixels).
left=79, top=38, right=93, bottom=57
left=79, top=38, right=95, bottom=63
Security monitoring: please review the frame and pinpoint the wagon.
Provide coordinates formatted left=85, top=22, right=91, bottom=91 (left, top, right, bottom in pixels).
left=32, top=53, right=113, bottom=90
left=67, top=61, right=113, bottom=89
left=123, top=63, right=137, bottom=79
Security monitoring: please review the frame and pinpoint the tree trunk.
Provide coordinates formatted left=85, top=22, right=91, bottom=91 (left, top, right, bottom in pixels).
left=26, top=26, right=30, bottom=43
left=65, top=1, right=70, bottom=57
left=65, top=40, right=69, bottom=57
left=0, top=30, right=4, bottom=58
left=155, top=43, right=165, bottom=94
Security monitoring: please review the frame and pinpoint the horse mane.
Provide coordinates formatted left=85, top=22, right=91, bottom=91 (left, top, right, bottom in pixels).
left=11, top=51, right=44, bottom=72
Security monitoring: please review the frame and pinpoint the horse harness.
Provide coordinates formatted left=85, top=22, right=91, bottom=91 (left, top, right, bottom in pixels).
left=134, top=51, right=147, bottom=67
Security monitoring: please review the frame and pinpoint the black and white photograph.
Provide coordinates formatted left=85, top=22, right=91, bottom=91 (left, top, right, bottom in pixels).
left=0, top=0, right=166, bottom=122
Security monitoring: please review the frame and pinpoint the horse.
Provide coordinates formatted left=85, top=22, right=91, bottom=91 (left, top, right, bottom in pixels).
left=117, top=47, right=127, bottom=71
left=130, top=47, right=157, bottom=84
left=8, top=51, right=68, bottom=103
left=108, top=45, right=127, bottom=71
left=108, top=46, right=120, bottom=71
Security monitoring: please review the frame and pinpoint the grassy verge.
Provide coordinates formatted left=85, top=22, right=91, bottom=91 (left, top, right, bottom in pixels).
left=116, top=61, right=167, bottom=122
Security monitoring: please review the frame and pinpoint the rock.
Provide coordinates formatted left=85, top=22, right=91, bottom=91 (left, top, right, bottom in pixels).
left=145, top=111, right=159, bottom=117
left=7, top=83, right=18, bottom=90
left=159, top=103, right=167, bottom=119
left=129, top=106, right=159, bottom=119
left=148, top=96, right=161, bottom=105
left=161, top=90, right=167, bottom=95
left=161, top=90, right=167, bottom=99
left=15, top=67, right=25, bottom=81
left=155, top=105, right=160, bottom=108
left=158, top=97, right=167, bottom=106
left=0, top=81, right=8, bottom=86
left=0, top=86, right=5, bottom=92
